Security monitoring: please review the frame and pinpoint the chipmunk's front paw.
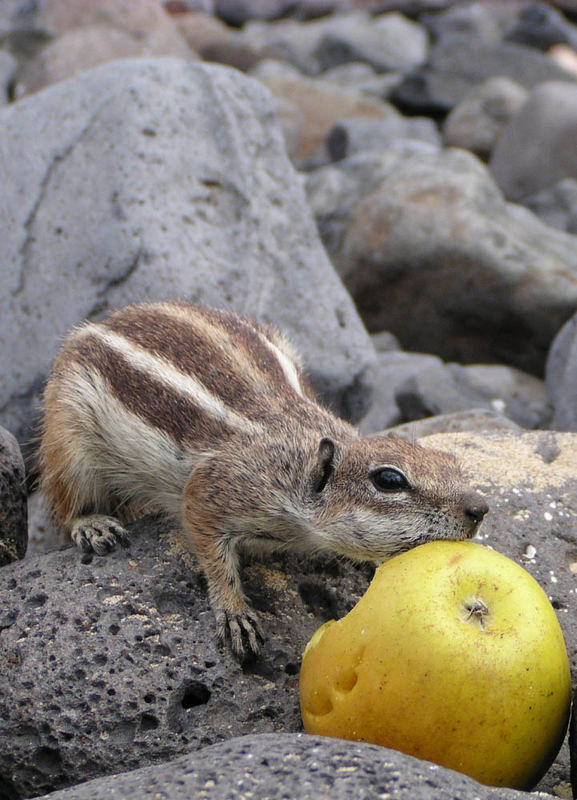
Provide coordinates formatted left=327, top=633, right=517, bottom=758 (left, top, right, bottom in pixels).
left=71, top=515, right=130, bottom=556
left=217, top=607, right=265, bottom=662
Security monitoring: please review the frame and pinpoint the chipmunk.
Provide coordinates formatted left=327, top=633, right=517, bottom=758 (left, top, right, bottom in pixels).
left=39, top=301, right=488, bottom=660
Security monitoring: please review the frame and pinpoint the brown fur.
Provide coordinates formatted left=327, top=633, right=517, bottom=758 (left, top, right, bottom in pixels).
left=40, top=301, right=488, bottom=660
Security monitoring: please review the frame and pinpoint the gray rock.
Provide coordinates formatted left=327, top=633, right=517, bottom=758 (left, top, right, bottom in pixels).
left=0, top=514, right=373, bottom=797
left=546, top=312, right=577, bottom=431
left=389, top=360, right=548, bottom=429
left=393, top=362, right=491, bottom=422
left=242, top=11, right=427, bottom=77
left=524, top=178, right=577, bottom=233
left=503, top=2, right=577, bottom=52
left=255, top=70, right=394, bottom=166
left=33, top=732, right=554, bottom=800
left=241, top=18, right=323, bottom=75
left=306, top=143, right=441, bottom=263
left=430, top=33, right=577, bottom=97
left=215, top=0, right=296, bottom=26
left=443, top=76, right=528, bottom=160
left=317, top=62, right=402, bottom=100
left=3, top=430, right=577, bottom=797
left=0, top=50, right=16, bottom=105
left=327, top=115, right=441, bottom=161
left=421, top=1, right=515, bottom=45
left=307, top=144, right=577, bottom=375
left=313, top=11, right=428, bottom=74
left=391, top=409, right=521, bottom=439
left=0, top=0, right=38, bottom=38
left=358, top=350, right=543, bottom=434
left=14, top=24, right=195, bottom=98
left=370, top=329, right=400, bottom=353
left=0, top=425, right=27, bottom=565
left=358, top=351, right=442, bottom=434
left=490, top=82, right=577, bottom=201
left=447, top=364, right=551, bottom=430
left=248, top=56, right=303, bottom=83
left=0, top=58, right=376, bottom=445
left=27, top=490, right=58, bottom=555
left=394, top=34, right=577, bottom=116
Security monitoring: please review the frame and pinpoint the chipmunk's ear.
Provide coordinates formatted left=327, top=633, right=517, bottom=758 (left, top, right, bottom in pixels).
left=312, top=437, right=336, bottom=493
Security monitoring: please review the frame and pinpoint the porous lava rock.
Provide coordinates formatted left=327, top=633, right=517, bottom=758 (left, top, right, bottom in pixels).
left=0, top=426, right=27, bottom=565
left=1, top=431, right=577, bottom=796
left=0, top=516, right=371, bottom=797
left=34, top=732, right=554, bottom=800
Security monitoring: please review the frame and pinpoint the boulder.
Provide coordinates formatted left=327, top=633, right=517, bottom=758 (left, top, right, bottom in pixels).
left=0, top=426, right=27, bottom=565
left=0, top=514, right=372, bottom=797
left=0, top=58, right=376, bottom=446
left=490, top=81, right=577, bottom=201
left=1, top=430, right=576, bottom=796
left=33, top=732, right=554, bottom=800
left=355, top=349, right=542, bottom=435
left=358, top=351, right=443, bottom=434
left=306, top=144, right=577, bottom=375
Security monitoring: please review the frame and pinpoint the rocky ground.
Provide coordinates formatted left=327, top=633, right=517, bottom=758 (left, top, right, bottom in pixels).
left=2, top=0, right=577, bottom=798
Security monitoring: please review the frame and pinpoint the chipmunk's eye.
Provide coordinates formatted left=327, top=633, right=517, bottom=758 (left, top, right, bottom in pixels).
left=371, top=467, right=409, bottom=492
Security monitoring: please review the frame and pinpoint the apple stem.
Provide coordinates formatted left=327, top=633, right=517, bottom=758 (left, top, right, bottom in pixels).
left=463, top=598, right=489, bottom=629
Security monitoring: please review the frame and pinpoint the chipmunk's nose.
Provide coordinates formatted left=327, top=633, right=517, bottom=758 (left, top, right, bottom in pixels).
left=464, top=493, right=489, bottom=526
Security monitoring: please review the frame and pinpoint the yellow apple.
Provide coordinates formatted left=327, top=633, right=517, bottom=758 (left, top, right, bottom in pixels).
left=299, top=540, right=571, bottom=790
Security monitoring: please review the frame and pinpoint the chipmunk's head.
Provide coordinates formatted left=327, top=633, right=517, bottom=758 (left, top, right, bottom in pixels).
left=308, top=433, right=488, bottom=561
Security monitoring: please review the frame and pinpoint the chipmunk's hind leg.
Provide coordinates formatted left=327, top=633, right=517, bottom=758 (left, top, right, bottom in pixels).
left=40, top=367, right=131, bottom=556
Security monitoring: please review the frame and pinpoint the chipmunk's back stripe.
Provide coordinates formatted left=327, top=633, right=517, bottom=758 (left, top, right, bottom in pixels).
left=254, top=331, right=305, bottom=398
left=91, top=325, right=261, bottom=434
left=66, top=334, right=216, bottom=445
left=101, top=303, right=310, bottom=416
left=164, top=304, right=309, bottom=400
left=70, top=326, right=261, bottom=443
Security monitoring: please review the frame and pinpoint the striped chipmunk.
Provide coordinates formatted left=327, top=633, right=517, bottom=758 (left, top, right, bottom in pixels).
left=40, top=301, right=488, bottom=660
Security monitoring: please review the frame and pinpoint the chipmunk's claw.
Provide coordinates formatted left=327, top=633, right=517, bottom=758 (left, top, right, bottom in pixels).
left=71, top=515, right=130, bottom=555
left=217, top=608, right=265, bottom=662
